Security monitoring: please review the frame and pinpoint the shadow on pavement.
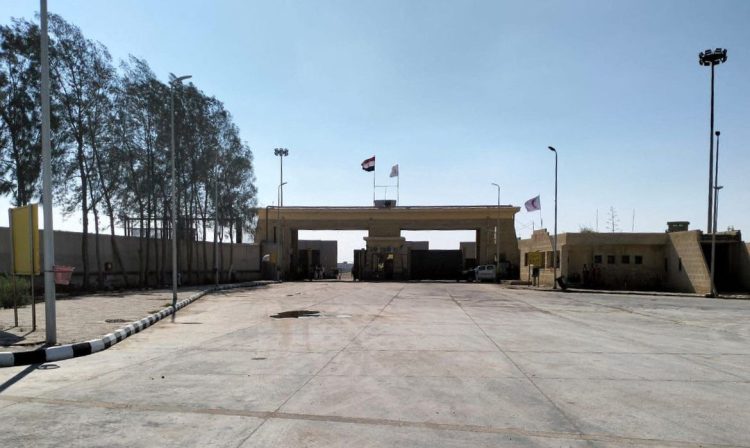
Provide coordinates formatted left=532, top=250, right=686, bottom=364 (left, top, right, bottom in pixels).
left=0, top=363, right=40, bottom=394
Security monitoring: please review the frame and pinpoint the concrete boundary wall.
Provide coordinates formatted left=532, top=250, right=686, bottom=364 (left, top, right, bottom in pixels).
left=0, top=227, right=261, bottom=287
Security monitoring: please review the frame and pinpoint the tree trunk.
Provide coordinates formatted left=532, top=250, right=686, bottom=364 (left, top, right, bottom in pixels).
left=107, top=209, right=128, bottom=287
left=228, top=220, right=235, bottom=282
left=77, top=141, right=90, bottom=290
left=92, top=200, right=103, bottom=288
left=138, top=208, right=145, bottom=286
left=201, top=193, right=208, bottom=283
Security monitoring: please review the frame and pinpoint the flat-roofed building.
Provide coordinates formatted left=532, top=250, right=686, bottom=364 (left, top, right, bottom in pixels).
left=519, top=226, right=750, bottom=294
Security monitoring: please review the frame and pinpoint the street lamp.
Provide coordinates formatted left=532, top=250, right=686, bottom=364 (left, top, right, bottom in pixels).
left=274, top=148, right=289, bottom=206
left=170, top=73, right=191, bottom=321
left=699, top=48, right=727, bottom=234
left=548, top=146, right=558, bottom=289
left=491, top=183, right=501, bottom=267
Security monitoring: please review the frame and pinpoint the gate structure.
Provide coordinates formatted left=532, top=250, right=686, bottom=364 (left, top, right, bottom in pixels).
left=256, top=205, right=520, bottom=281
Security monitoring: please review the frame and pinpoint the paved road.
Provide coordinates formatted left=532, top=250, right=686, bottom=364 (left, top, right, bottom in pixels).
left=0, top=282, right=748, bottom=447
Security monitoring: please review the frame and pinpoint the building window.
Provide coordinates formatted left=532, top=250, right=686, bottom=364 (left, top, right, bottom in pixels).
left=524, top=253, right=528, bottom=266
left=621, top=255, right=630, bottom=264
left=607, top=255, right=615, bottom=264
left=594, top=255, right=602, bottom=264
left=678, top=258, right=682, bottom=272
left=635, top=255, right=643, bottom=265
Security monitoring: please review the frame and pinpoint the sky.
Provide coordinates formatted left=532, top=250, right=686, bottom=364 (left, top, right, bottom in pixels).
left=2, top=0, right=749, bottom=262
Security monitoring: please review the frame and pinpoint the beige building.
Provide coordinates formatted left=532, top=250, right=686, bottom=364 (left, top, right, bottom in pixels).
left=519, top=227, right=750, bottom=294
left=297, top=240, right=337, bottom=277
left=256, top=205, right=519, bottom=280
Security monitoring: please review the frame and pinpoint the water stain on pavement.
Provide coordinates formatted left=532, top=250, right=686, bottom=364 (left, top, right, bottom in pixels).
left=270, top=310, right=320, bottom=319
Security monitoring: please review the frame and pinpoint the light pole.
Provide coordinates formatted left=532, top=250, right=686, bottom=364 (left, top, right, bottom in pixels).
left=274, top=148, right=289, bottom=206
left=170, top=73, right=191, bottom=321
left=710, top=185, right=723, bottom=297
left=214, top=150, right=219, bottom=287
left=548, top=146, right=558, bottom=289
left=709, top=130, right=722, bottom=297
left=276, top=182, right=287, bottom=281
left=491, top=183, right=501, bottom=267
left=40, top=0, right=56, bottom=344
left=699, top=48, right=727, bottom=234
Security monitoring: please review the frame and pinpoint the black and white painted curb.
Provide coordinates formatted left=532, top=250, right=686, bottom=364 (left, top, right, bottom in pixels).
left=0, top=281, right=276, bottom=368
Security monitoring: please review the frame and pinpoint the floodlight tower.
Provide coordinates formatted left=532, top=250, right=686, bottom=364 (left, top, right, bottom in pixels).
left=274, top=148, right=289, bottom=206
left=698, top=48, right=727, bottom=233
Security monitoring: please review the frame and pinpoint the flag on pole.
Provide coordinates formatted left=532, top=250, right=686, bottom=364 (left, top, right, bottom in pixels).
left=524, top=195, right=541, bottom=212
left=389, top=164, right=399, bottom=178
left=361, top=156, right=375, bottom=172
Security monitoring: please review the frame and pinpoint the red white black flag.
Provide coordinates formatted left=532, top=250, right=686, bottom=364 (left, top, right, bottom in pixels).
left=361, top=156, right=375, bottom=172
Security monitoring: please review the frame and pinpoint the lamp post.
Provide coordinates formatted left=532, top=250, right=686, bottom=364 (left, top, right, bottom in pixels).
left=214, top=154, right=219, bottom=287
left=40, top=0, right=56, bottom=344
left=491, top=183, right=501, bottom=267
left=699, top=48, right=727, bottom=234
left=274, top=148, right=289, bottom=206
left=709, top=130, right=722, bottom=297
left=548, top=146, right=558, bottom=289
left=710, top=185, right=723, bottom=297
left=276, top=182, right=287, bottom=281
left=170, top=73, right=191, bottom=321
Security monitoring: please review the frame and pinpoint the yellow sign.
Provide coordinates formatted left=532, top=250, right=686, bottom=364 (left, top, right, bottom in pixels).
left=528, top=251, right=543, bottom=267
left=11, top=204, right=40, bottom=275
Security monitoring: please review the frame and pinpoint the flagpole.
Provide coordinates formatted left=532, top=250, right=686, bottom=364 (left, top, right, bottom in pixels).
left=539, top=194, right=543, bottom=228
left=372, top=167, right=375, bottom=204
left=397, top=173, right=399, bottom=204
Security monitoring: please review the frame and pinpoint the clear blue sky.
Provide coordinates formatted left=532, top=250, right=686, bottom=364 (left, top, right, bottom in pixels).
left=3, top=1, right=749, bottom=262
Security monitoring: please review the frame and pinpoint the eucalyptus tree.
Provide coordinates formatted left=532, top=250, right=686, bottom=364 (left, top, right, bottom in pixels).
left=115, top=56, right=171, bottom=286
left=48, top=14, right=118, bottom=289
left=0, top=13, right=259, bottom=289
left=0, top=19, right=41, bottom=206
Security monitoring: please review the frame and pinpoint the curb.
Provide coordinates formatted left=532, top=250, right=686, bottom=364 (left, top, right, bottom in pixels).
left=504, top=285, right=705, bottom=298
left=0, top=281, right=277, bottom=368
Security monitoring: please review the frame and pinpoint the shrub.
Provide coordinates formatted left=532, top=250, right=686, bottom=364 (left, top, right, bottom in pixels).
left=0, top=275, right=32, bottom=309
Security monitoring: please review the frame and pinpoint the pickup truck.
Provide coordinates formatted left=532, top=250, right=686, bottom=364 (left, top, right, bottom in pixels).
left=474, top=265, right=497, bottom=282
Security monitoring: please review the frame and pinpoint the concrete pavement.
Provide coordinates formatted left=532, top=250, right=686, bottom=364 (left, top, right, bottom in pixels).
left=0, top=282, right=748, bottom=447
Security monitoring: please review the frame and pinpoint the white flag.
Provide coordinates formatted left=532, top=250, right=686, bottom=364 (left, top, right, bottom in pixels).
left=389, top=164, right=399, bottom=178
left=524, top=195, right=541, bottom=212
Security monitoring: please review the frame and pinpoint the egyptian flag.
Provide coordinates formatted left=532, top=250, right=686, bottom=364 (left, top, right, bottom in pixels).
left=361, top=156, right=375, bottom=172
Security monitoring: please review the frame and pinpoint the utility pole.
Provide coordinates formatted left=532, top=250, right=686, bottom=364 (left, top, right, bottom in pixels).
left=170, top=74, right=192, bottom=321
left=40, top=0, right=56, bottom=345
left=548, top=147, right=558, bottom=289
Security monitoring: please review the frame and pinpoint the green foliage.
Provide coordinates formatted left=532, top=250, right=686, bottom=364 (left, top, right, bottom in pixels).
left=0, top=275, right=31, bottom=309
left=1, top=14, right=257, bottom=288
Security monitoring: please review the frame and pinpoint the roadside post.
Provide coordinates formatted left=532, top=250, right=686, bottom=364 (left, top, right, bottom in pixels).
left=9, top=204, right=41, bottom=331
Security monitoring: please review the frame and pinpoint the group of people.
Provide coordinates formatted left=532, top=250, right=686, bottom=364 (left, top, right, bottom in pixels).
left=581, top=264, right=602, bottom=287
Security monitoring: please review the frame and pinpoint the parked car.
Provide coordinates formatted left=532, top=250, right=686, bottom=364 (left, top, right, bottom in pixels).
left=474, top=264, right=497, bottom=282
